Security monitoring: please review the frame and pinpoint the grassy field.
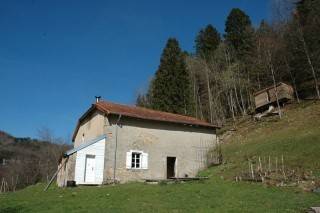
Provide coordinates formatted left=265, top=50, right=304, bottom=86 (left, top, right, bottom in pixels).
left=1, top=101, right=320, bottom=212
left=0, top=177, right=319, bottom=212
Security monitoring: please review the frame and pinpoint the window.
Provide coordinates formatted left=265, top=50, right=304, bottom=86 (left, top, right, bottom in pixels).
left=126, top=150, right=148, bottom=170
left=131, top=152, right=141, bottom=169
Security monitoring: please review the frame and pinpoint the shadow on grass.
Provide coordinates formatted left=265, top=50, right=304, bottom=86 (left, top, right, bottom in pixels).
left=0, top=206, right=25, bottom=213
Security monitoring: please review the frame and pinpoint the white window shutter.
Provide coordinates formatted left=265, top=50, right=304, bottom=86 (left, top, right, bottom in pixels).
left=141, top=152, right=148, bottom=169
left=126, top=152, right=131, bottom=169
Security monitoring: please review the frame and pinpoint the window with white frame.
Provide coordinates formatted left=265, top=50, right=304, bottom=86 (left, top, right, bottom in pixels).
left=131, top=152, right=141, bottom=168
left=126, top=150, right=148, bottom=170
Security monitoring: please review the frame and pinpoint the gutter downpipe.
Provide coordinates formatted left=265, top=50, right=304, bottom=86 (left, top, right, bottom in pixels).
left=113, top=114, right=122, bottom=183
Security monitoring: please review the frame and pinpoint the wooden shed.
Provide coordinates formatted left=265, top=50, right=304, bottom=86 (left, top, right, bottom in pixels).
left=254, top=82, right=294, bottom=112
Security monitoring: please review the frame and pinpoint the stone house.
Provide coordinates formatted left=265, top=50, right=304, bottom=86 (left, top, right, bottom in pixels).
left=57, top=100, right=218, bottom=186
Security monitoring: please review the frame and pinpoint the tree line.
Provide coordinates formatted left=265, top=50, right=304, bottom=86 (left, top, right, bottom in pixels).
left=0, top=129, right=69, bottom=192
left=136, top=0, right=319, bottom=125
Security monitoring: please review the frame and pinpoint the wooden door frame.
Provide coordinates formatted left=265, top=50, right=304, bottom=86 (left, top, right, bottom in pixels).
left=166, top=156, right=176, bottom=179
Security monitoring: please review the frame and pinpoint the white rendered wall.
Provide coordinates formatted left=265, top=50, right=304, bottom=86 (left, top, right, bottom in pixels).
left=74, top=138, right=106, bottom=184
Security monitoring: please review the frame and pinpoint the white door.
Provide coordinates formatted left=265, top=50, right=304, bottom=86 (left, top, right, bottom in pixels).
left=85, top=155, right=95, bottom=183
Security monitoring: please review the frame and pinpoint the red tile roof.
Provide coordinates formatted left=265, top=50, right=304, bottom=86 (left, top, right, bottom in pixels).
left=72, top=100, right=218, bottom=141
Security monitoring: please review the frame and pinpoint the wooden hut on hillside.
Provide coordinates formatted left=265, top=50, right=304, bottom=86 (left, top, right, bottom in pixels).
left=254, top=82, right=294, bottom=112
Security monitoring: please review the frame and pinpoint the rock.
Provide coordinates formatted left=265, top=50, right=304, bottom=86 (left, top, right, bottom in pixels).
left=307, top=207, right=320, bottom=213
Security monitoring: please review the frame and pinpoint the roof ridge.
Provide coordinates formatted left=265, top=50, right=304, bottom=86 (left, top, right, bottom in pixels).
left=97, top=100, right=204, bottom=122
left=253, top=82, right=291, bottom=96
left=72, top=100, right=219, bottom=142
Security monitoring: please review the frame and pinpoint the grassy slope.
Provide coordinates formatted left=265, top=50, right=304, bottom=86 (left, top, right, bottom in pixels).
left=0, top=178, right=319, bottom=213
left=210, top=101, right=320, bottom=179
left=1, top=101, right=320, bottom=212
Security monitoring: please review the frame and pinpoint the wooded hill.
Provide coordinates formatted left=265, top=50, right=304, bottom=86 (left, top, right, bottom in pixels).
left=136, top=0, right=320, bottom=126
left=0, top=130, right=69, bottom=192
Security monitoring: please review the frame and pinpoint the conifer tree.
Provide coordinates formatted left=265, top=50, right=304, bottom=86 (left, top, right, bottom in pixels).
left=195, top=24, right=221, bottom=59
left=150, top=38, right=194, bottom=115
left=225, top=8, right=254, bottom=58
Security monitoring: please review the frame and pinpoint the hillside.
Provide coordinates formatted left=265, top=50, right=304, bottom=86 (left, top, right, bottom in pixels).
left=0, top=131, right=70, bottom=191
left=0, top=101, right=320, bottom=212
left=204, top=101, right=320, bottom=190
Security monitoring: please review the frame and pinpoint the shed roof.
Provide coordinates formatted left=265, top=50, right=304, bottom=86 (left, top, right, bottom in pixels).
left=65, top=135, right=106, bottom=156
left=253, top=82, right=292, bottom=96
left=72, top=100, right=219, bottom=141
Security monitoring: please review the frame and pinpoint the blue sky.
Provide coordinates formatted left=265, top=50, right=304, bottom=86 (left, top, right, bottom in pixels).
left=0, top=0, right=270, bottom=141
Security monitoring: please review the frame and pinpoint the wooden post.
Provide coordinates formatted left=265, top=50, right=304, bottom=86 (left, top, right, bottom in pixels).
left=259, top=156, right=262, bottom=172
left=14, top=175, right=18, bottom=192
left=0, top=178, right=3, bottom=193
left=250, top=163, right=255, bottom=180
left=282, top=155, right=286, bottom=180
left=11, top=176, right=13, bottom=192
left=44, top=157, right=67, bottom=191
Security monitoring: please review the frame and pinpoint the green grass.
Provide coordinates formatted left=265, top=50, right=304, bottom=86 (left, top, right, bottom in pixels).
left=212, top=101, right=320, bottom=180
left=0, top=177, right=319, bottom=212
left=1, top=101, right=320, bottom=212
